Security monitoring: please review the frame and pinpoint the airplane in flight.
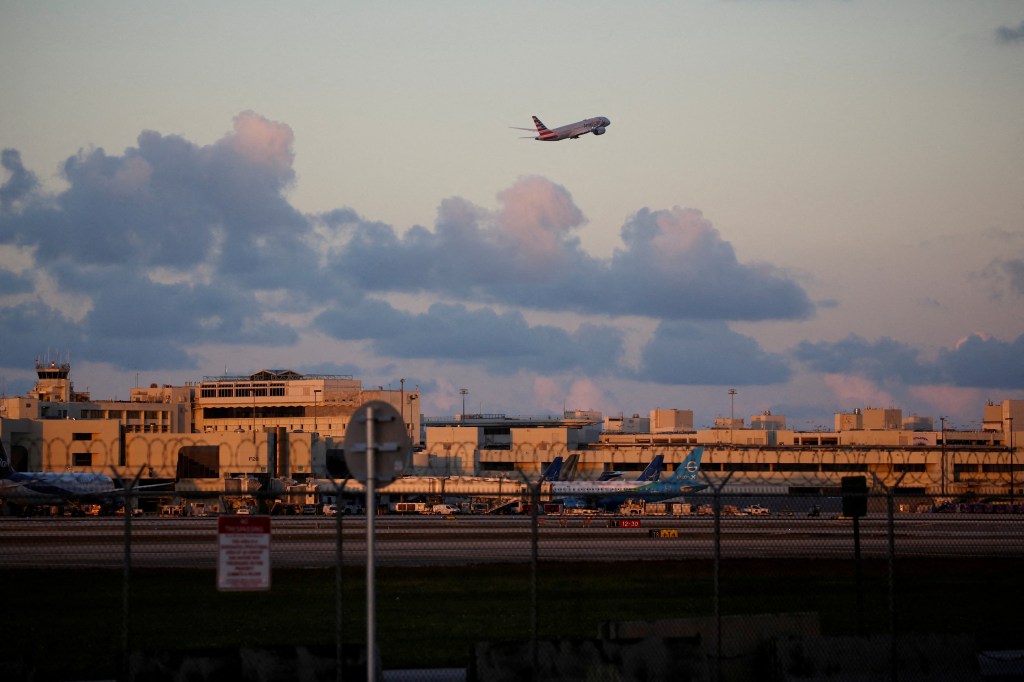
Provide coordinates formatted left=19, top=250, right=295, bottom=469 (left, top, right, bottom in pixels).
left=551, top=448, right=706, bottom=511
left=0, top=441, right=152, bottom=514
left=512, top=115, right=611, bottom=141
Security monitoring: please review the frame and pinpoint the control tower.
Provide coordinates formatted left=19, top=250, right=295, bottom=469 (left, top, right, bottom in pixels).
left=32, top=356, right=89, bottom=402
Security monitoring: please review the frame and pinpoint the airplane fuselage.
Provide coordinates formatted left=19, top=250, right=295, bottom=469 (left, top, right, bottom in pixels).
left=0, top=471, right=116, bottom=506
left=551, top=447, right=704, bottom=510
left=532, top=116, right=611, bottom=141
left=550, top=480, right=705, bottom=498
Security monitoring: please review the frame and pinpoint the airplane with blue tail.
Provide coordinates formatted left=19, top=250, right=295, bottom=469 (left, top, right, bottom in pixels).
left=540, top=456, right=564, bottom=482
left=598, top=454, right=665, bottom=482
left=552, top=448, right=705, bottom=511
left=0, top=440, right=162, bottom=514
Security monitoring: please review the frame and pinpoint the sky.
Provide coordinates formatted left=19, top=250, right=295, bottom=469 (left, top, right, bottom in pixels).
left=1, top=1, right=1023, bottom=430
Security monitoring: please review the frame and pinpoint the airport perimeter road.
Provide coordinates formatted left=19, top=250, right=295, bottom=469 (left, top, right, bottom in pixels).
left=1, top=514, right=1023, bottom=569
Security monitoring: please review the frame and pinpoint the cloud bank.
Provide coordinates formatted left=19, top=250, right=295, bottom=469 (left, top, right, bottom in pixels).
left=996, top=20, right=1024, bottom=44
left=794, top=334, right=1024, bottom=390
left=0, top=112, right=1016, bottom=400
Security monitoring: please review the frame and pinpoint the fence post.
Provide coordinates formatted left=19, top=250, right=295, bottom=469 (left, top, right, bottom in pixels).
left=701, top=469, right=733, bottom=682
left=870, top=470, right=906, bottom=682
left=115, top=467, right=143, bottom=682
left=529, top=479, right=540, bottom=681
left=332, top=478, right=349, bottom=682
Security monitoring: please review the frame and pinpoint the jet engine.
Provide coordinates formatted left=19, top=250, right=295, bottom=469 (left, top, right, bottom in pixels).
left=592, top=127, right=606, bottom=135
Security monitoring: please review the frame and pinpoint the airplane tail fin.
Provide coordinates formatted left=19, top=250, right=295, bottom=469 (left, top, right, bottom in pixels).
left=531, top=116, right=559, bottom=140
left=668, top=447, right=703, bottom=482
left=540, top=456, right=564, bottom=482
left=561, top=453, right=579, bottom=481
left=636, top=455, right=665, bottom=482
left=0, top=441, right=15, bottom=479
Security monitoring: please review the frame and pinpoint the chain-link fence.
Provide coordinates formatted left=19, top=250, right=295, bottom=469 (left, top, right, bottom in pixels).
left=3, top=471, right=1024, bottom=681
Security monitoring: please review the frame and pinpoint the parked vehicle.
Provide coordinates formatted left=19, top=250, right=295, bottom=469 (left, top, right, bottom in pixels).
left=743, top=504, right=770, bottom=516
left=432, top=504, right=461, bottom=515
left=392, top=502, right=426, bottom=514
left=340, top=502, right=365, bottom=515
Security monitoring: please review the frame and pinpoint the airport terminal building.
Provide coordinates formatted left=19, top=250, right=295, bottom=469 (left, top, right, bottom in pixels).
left=1, top=360, right=1022, bottom=500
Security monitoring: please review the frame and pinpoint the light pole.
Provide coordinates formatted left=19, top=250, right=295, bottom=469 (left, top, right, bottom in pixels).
left=940, top=416, right=946, bottom=497
left=728, top=388, right=737, bottom=445
left=460, top=388, right=468, bottom=421
left=1009, top=416, right=1015, bottom=505
left=313, top=389, right=321, bottom=433
left=252, top=385, right=257, bottom=442
left=408, top=392, right=418, bottom=440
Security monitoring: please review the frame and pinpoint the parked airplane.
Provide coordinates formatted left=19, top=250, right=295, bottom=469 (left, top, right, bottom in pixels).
left=0, top=441, right=148, bottom=513
left=598, top=454, right=665, bottom=482
left=559, top=453, right=580, bottom=480
left=540, top=456, right=564, bottom=482
left=512, top=115, right=611, bottom=141
left=552, top=448, right=705, bottom=511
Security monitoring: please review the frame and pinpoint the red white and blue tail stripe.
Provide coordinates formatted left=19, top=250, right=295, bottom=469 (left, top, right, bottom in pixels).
left=532, top=116, right=558, bottom=140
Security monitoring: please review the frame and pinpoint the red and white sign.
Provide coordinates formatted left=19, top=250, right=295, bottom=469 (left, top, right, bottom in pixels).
left=217, top=515, right=271, bottom=591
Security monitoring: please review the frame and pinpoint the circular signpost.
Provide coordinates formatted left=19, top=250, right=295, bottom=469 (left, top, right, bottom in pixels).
left=342, top=400, right=411, bottom=681
left=343, top=400, right=410, bottom=485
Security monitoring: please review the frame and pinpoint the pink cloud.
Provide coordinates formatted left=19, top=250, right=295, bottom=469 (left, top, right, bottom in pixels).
left=496, top=176, right=585, bottom=262
left=822, top=373, right=897, bottom=408
left=221, top=110, right=295, bottom=175
left=566, top=378, right=607, bottom=413
left=531, top=375, right=562, bottom=410
left=908, top=385, right=985, bottom=424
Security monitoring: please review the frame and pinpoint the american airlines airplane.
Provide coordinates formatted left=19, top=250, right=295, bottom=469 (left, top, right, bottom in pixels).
left=512, top=115, right=611, bottom=141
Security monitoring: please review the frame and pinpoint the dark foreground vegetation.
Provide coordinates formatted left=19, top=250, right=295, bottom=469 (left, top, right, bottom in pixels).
left=6, top=558, right=1024, bottom=679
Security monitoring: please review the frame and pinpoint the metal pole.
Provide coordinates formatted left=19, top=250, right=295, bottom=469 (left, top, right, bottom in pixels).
left=117, top=466, right=143, bottom=682
left=728, top=389, right=737, bottom=445
left=888, top=484, right=898, bottom=682
left=700, top=469, right=733, bottom=682
left=1009, top=416, right=1015, bottom=505
left=122, top=483, right=132, bottom=681
left=314, top=389, right=321, bottom=434
left=713, top=484, right=722, bottom=682
left=940, top=417, right=946, bottom=497
left=530, top=481, right=540, bottom=681
left=854, top=514, right=864, bottom=635
left=365, top=407, right=377, bottom=682
left=870, top=470, right=906, bottom=682
left=335, top=478, right=346, bottom=682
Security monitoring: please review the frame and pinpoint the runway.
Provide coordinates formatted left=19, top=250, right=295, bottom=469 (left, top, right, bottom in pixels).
left=2, top=513, right=1023, bottom=569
